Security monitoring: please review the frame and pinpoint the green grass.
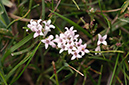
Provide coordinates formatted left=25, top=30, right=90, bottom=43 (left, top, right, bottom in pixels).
left=0, top=0, right=129, bottom=85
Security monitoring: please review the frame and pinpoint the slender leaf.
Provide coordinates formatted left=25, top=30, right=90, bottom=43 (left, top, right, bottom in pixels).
left=0, top=0, right=10, bottom=28
left=10, top=42, right=41, bottom=84
left=2, top=33, right=33, bottom=62
left=0, top=71, right=8, bottom=85
left=50, top=10, right=92, bottom=38
left=109, top=53, right=120, bottom=85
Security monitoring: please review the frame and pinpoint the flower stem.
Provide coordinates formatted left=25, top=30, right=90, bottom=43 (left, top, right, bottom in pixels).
left=52, top=61, right=59, bottom=85
left=90, top=50, right=124, bottom=53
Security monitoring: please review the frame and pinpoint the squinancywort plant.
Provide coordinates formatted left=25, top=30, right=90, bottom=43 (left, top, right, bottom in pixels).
left=27, top=19, right=55, bottom=38
left=26, top=19, right=91, bottom=60
left=95, top=34, right=107, bottom=55
left=41, top=26, right=90, bottom=60
left=26, top=19, right=108, bottom=60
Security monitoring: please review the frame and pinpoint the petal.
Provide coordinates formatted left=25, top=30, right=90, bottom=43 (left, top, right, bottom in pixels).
left=81, top=51, right=85, bottom=56
left=47, top=20, right=51, bottom=25
left=45, top=26, right=51, bottom=31
left=95, top=53, right=97, bottom=55
left=95, top=46, right=101, bottom=55
left=65, top=27, right=68, bottom=30
left=103, top=34, right=107, bottom=40
left=77, top=55, right=82, bottom=58
left=30, top=19, right=33, bottom=23
left=79, top=39, right=82, bottom=43
left=95, top=46, right=101, bottom=51
left=45, top=44, right=48, bottom=49
left=41, top=39, right=45, bottom=43
left=49, top=25, right=55, bottom=29
left=43, top=21, right=47, bottom=24
left=38, top=19, right=42, bottom=24
left=27, top=24, right=31, bottom=28
left=97, top=41, right=101, bottom=45
left=40, top=32, right=44, bottom=36
left=33, top=33, right=39, bottom=38
left=70, top=26, right=74, bottom=31
left=59, top=49, right=64, bottom=54
left=50, top=42, right=56, bottom=48
left=85, top=49, right=90, bottom=53
left=98, top=34, right=102, bottom=40
left=71, top=56, right=76, bottom=60
left=49, top=35, right=54, bottom=40
left=44, top=31, right=49, bottom=37
left=102, top=41, right=107, bottom=45
left=83, top=44, right=87, bottom=48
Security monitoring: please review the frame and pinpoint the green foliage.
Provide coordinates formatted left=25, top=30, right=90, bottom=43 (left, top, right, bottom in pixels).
left=0, top=0, right=129, bottom=85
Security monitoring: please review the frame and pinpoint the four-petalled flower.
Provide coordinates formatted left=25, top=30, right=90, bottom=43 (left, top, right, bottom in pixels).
left=97, top=34, right=107, bottom=45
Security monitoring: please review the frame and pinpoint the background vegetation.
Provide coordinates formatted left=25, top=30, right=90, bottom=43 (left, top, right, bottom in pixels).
left=0, top=0, right=129, bottom=85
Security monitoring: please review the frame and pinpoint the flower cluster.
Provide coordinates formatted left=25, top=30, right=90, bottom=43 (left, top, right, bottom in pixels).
left=26, top=19, right=108, bottom=60
left=41, top=26, right=90, bottom=60
left=27, top=19, right=55, bottom=38
left=95, top=34, right=107, bottom=55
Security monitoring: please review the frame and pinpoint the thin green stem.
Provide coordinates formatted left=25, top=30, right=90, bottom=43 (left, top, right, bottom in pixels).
left=109, top=53, right=120, bottom=85
left=98, top=65, right=103, bottom=85
left=10, top=42, right=41, bottom=84
left=52, top=61, right=59, bottom=85
left=0, top=71, right=8, bottom=85
left=42, top=0, right=45, bottom=20
left=27, top=0, right=33, bottom=18
left=90, top=50, right=124, bottom=53
left=98, top=0, right=111, bottom=34
left=72, top=0, right=80, bottom=10
left=6, top=10, right=30, bottom=29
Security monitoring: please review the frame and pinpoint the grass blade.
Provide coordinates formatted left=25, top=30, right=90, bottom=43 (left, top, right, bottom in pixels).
left=109, top=53, right=120, bottom=85
left=2, top=33, right=33, bottom=63
left=98, top=65, right=103, bottom=85
left=0, top=0, right=10, bottom=28
left=42, top=0, right=45, bottom=20
left=0, top=71, right=8, bottom=85
left=10, top=42, right=41, bottom=84
left=50, top=10, right=92, bottom=38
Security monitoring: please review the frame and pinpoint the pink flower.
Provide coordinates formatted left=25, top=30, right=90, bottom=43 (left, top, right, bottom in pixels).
left=43, top=20, right=55, bottom=31
left=71, top=50, right=82, bottom=60
left=41, top=35, right=56, bottom=49
left=75, top=39, right=82, bottom=47
left=66, top=41, right=76, bottom=54
left=78, top=44, right=90, bottom=56
left=97, top=34, right=107, bottom=45
left=65, top=26, right=77, bottom=37
left=59, top=43, right=68, bottom=53
left=95, top=45, right=101, bottom=55
left=27, top=19, right=44, bottom=38
left=42, top=20, right=55, bottom=37
left=33, top=27, right=44, bottom=38
left=28, top=19, right=42, bottom=32
left=53, top=33, right=66, bottom=48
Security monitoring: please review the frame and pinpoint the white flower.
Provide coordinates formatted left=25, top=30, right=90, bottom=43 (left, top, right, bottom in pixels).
left=28, top=19, right=42, bottom=32
left=42, top=20, right=55, bottom=37
left=27, top=19, right=44, bottom=38
left=78, top=44, right=90, bottom=56
left=75, top=39, right=82, bottom=47
left=71, top=50, right=82, bottom=60
left=41, top=35, right=56, bottom=49
left=43, top=20, right=55, bottom=31
left=65, top=26, right=77, bottom=37
left=97, top=34, right=107, bottom=45
left=59, top=43, right=67, bottom=53
left=95, top=45, right=101, bottom=55
left=53, top=33, right=66, bottom=48
left=66, top=41, right=76, bottom=54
